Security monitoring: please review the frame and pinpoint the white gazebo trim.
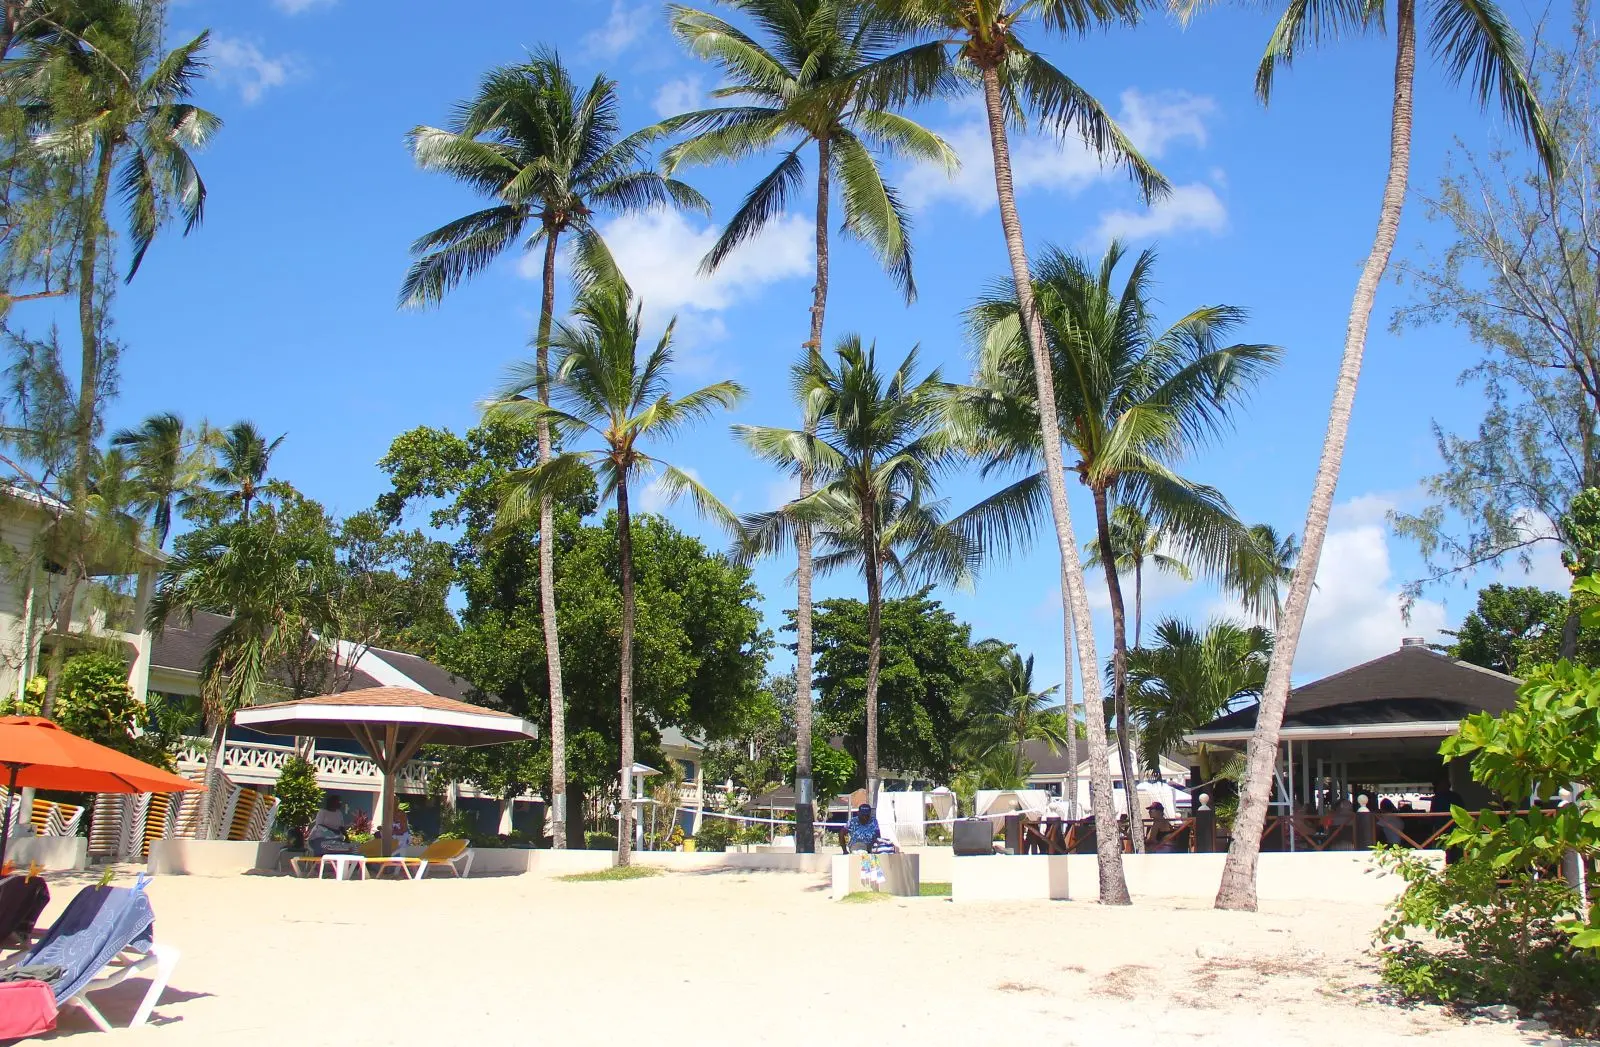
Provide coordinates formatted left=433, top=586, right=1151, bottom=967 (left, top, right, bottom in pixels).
left=1185, top=720, right=1462, bottom=745
left=236, top=704, right=536, bottom=742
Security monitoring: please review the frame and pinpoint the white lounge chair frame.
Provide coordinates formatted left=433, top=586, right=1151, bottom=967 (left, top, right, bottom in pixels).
left=1, top=940, right=179, bottom=1032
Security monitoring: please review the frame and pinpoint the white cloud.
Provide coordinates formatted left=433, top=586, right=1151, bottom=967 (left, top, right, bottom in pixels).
left=765, top=475, right=800, bottom=509
left=653, top=76, right=703, bottom=119
left=208, top=37, right=296, bottom=104
left=1272, top=494, right=1448, bottom=680
left=1087, top=183, right=1227, bottom=245
left=534, top=207, right=812, bottom=337
left=271, top=0, right=334, bottom=12
left=584, top=0, right=649, bottom=58
left=903, top=88, right=1216, bottom=214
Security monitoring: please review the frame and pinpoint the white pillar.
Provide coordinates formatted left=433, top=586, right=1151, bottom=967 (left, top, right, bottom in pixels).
left=126, top=564, right=155, bottom=705
left=497, top=797, right=514, bottom=836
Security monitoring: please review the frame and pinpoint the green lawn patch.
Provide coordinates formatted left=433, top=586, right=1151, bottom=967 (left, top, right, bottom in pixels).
left=839, top=890, right=892, bottom=903
left=559, top=865, right=664, bottom=882
left=920, top=882, right=952, bottom=897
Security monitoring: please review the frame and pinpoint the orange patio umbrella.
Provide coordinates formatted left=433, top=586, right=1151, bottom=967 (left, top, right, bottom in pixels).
left=0, top=716, right=203, bottom=867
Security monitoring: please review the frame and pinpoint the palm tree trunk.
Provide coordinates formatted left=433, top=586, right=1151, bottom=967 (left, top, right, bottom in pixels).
left=199, top=717, right=228, bottom=842
left=981, top=64, right=1129, bottom=903
left=1216, top=0, right=1416, bottom=912
left=40, top=141, right=116, bottom=720
left=793, top=137, right=830, bottom=854
left=863, top=523, right=883, bottom=802
left=537, top=227, right=570, bottom=850
left=1133, top=559, right=1143, bottom=650
left=1093, top=485, right=1144, bottom=854
left=615, top=477, right=637, bottom=867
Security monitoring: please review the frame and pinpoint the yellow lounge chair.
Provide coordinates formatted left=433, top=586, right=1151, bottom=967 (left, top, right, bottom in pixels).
left=366, top=838, right=473, bottom=880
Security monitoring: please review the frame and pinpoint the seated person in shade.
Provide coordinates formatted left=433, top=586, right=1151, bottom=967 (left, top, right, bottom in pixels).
left=1377, top=798, right=1404, bottom=845
left=1145, top=802, right=1175, bottom=851
left=306, top=795, right=355, bottom=856
left=839, top=804, right=882, bottom=853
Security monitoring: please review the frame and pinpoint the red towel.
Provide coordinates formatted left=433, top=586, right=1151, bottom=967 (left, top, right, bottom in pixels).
left=0, top=980, right=57, bottom=1040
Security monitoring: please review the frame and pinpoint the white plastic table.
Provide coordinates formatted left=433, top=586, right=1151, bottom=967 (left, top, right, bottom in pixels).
left=317, top=853, right=368, bottom=881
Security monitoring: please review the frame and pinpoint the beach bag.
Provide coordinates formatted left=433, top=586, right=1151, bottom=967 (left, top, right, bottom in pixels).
left=0, top=980, right=56, bottom=1039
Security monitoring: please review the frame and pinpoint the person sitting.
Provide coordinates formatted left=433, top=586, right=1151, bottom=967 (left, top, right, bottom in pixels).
left=1144, top=802, right=1175, bottom=851
left=1325, top=798, right=1356, bottom=850
left=839, top=803, right=884, bottom=854
left=1377, top=798, right=1404, bottom=845
left=306, top=796, right=356, bottom=856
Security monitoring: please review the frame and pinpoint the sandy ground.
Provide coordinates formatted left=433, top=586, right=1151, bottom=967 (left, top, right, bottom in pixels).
left=11, top=867, right=1564, bottom=1046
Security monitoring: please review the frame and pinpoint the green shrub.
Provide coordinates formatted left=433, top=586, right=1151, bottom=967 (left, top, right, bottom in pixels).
left=272, top=756, right=322, bottom=844
left=585, top=832, right=617, bottom=851
left=1375, top=846, right=1600, bottom=1030
left=693, top=817, right=734, bottom=852
left=925, top=824, right=952, bottom=845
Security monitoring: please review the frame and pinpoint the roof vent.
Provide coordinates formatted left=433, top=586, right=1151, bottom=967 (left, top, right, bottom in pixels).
left=1400, top=637, right=1427, bottom=648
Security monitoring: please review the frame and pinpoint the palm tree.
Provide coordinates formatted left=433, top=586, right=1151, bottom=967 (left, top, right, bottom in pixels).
left=402, top=51, right=705, bottom=850
left=481, top=283, right=743, bottom=867
left=958, top=640, right=1070, bottom=781
left=1083, top=502, right=1193, bottom=648
left=659, top=0, right=955, bottom=852
left=1126, top=617, right=1271, bottom=777
left=960, top=241, right=1280, bottom=852
left=865, top=0, right=1164, bottom=905
left=210, top=421, right=282, bottom=521
left=148, top=503, right=339, bottom=839
left=15, top=0, right=220, bottom=715
left=1212, top=0, right=1557, bottom=912
left=738, top=338, right=973, bottom=797
left=111, top=412, right=212, bottom=547
left=1224, top=523, right=1298, bottom=624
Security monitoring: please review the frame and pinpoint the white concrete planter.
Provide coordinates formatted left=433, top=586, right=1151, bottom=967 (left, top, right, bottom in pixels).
left=6, top=836, right=87, bottom=872
left=952, top=854, right=1070, bottom=903
left=1064, top=850, right=1430, bottom=904
left=831, top=853, right=920, bottom=900
left=147, top=840, right=284, bottom=876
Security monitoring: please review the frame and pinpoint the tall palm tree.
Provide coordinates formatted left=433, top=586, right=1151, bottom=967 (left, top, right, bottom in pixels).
left=659, top=0, right=955, bottom=852
left=1126, top=617, right=1271, bottom=776
left=210, top=421, right=282, bottom=521
left=148, top=503, right=339, bottom=839
left=1224, top=523, right=1298, bottom=624
left=15, top=0, right=219, bottom=715
left=866, top=0, right=1164, bottom=905
left=738, top=338, right=973, bottom=797
left=960, top=241, right=1280, bottom=852
left=111, top=411, right=212, bottom=547
left=1212, top=0, right=1557, bottom=912
left=481, top=283, right=743, bottom=867
left=1083, top=502, right=1193, bottom=648
left=958, top=640, right=1069, bottom=782
left=402, top=51, right=705, bottom=850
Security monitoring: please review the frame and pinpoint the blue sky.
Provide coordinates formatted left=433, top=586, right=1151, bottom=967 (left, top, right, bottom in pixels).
left=55, top=0, right=1572, bottom=697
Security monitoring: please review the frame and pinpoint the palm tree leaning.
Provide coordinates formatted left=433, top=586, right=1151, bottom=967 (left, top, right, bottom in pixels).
left=14, top=1, right=219, bottom=716
left=1126, top=617, right=1270, bottom=778
left=738, top=338, right=973, bottom=799
left=660, top=0, right=955, bottom=852
left=1084, top=502, right=1193, bottom=649
left=148, top=502, right=339, bottom=839
left=210, top=421, right=283, bottom=521
left=482, top=283, right=743, bottom=867
left=867, top=0, right=1163, bottom=905
left=403, top=50, right=706, bottom=850
left=111, top=412, right=214, bottom=547
left=1211, top=0, right=1558, bottom=911
left=961, top=241, right=1280, bottom=852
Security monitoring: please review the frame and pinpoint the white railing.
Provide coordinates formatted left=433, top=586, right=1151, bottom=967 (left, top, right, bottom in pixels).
left=177, top=739, right=480, bottom=797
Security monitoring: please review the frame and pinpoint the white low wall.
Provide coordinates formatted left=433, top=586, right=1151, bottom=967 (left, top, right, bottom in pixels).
left=831, top=853, right=920, bottom=900
left=6, top=836, right=87, bottom=872
left=1064, top=851, right=1433, bottom=904
left=148, top=840, right=284, bottom=876
left=902, top=846, right=954, bottom=883
left=469, top=848, right=535, bottom=876
left=952, top=855, right=1070, bottom=903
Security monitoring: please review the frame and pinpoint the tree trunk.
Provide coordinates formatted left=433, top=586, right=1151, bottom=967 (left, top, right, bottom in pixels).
left=537, top=227, right=570, bottom=850
left=565, top=781, right=586, bottom=849
left=1216, top=0, right=1415, bottom=912
left=615, top=477, right=636, bottom=867
left=199, top=717, right=228, bottom=841
left=1093, top=485, right=1144, bottom=853
left=40, top=141, right=116, bottom=720
left=863, top=518, right=883, bottom=802
left=794, top=137, right=830, bottom=854
left=1133, top=559, right=1143, bottom=650
left=981, top=64, right=1129, bottom=903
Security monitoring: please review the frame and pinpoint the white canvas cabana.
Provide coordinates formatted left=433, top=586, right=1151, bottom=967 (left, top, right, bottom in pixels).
left=235, top=686, right=537, bottom=856
left=975, top=789, right=1051, bottom=821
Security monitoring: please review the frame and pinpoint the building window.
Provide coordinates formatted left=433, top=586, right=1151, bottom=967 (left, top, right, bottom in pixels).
left=678, top=760, right=696, bottom=781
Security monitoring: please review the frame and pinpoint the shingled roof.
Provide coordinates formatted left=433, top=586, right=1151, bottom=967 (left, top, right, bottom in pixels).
left=1193, top=642, right=1521, bottom=737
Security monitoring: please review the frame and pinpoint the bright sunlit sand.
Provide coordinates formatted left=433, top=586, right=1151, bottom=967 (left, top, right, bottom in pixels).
left=17, top=869, right=1543, bottom=1046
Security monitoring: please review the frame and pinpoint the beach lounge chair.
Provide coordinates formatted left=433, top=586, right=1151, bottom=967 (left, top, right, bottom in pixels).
left=3, top=881, right=179, bottom=1031
left=0, top=872, right=49, bottom=947
left=366, top=838, right=473, bottom=880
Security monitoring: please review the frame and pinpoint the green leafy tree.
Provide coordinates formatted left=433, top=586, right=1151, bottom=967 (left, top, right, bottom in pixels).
left=402, top=50, right=704, bottom=850
left=482, top=283, right=743, bottom=865
left=956, top=639, right=1068, bottom=787
left=1216, top=0, right=1560, bottom=912
left=959, top=241, right=1279, bottom=850
left=272, top=755, right=322, bottom=844
left=659, top=0, right=955, bottom=855
left=809, top=589, right=977, bottom=784
left=739, top=339, right=972, bottom=796
left=1125, top=617, right=1271, bottom=777
left=1439, top=584, right=1571, bottom=676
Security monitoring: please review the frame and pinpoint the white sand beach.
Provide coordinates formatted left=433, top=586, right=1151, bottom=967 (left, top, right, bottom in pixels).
left=14, top=868, right=1558, bottom=1046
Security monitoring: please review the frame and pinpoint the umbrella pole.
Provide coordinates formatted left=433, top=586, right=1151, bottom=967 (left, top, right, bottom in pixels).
left=0, top=763, right=20, bottom=870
